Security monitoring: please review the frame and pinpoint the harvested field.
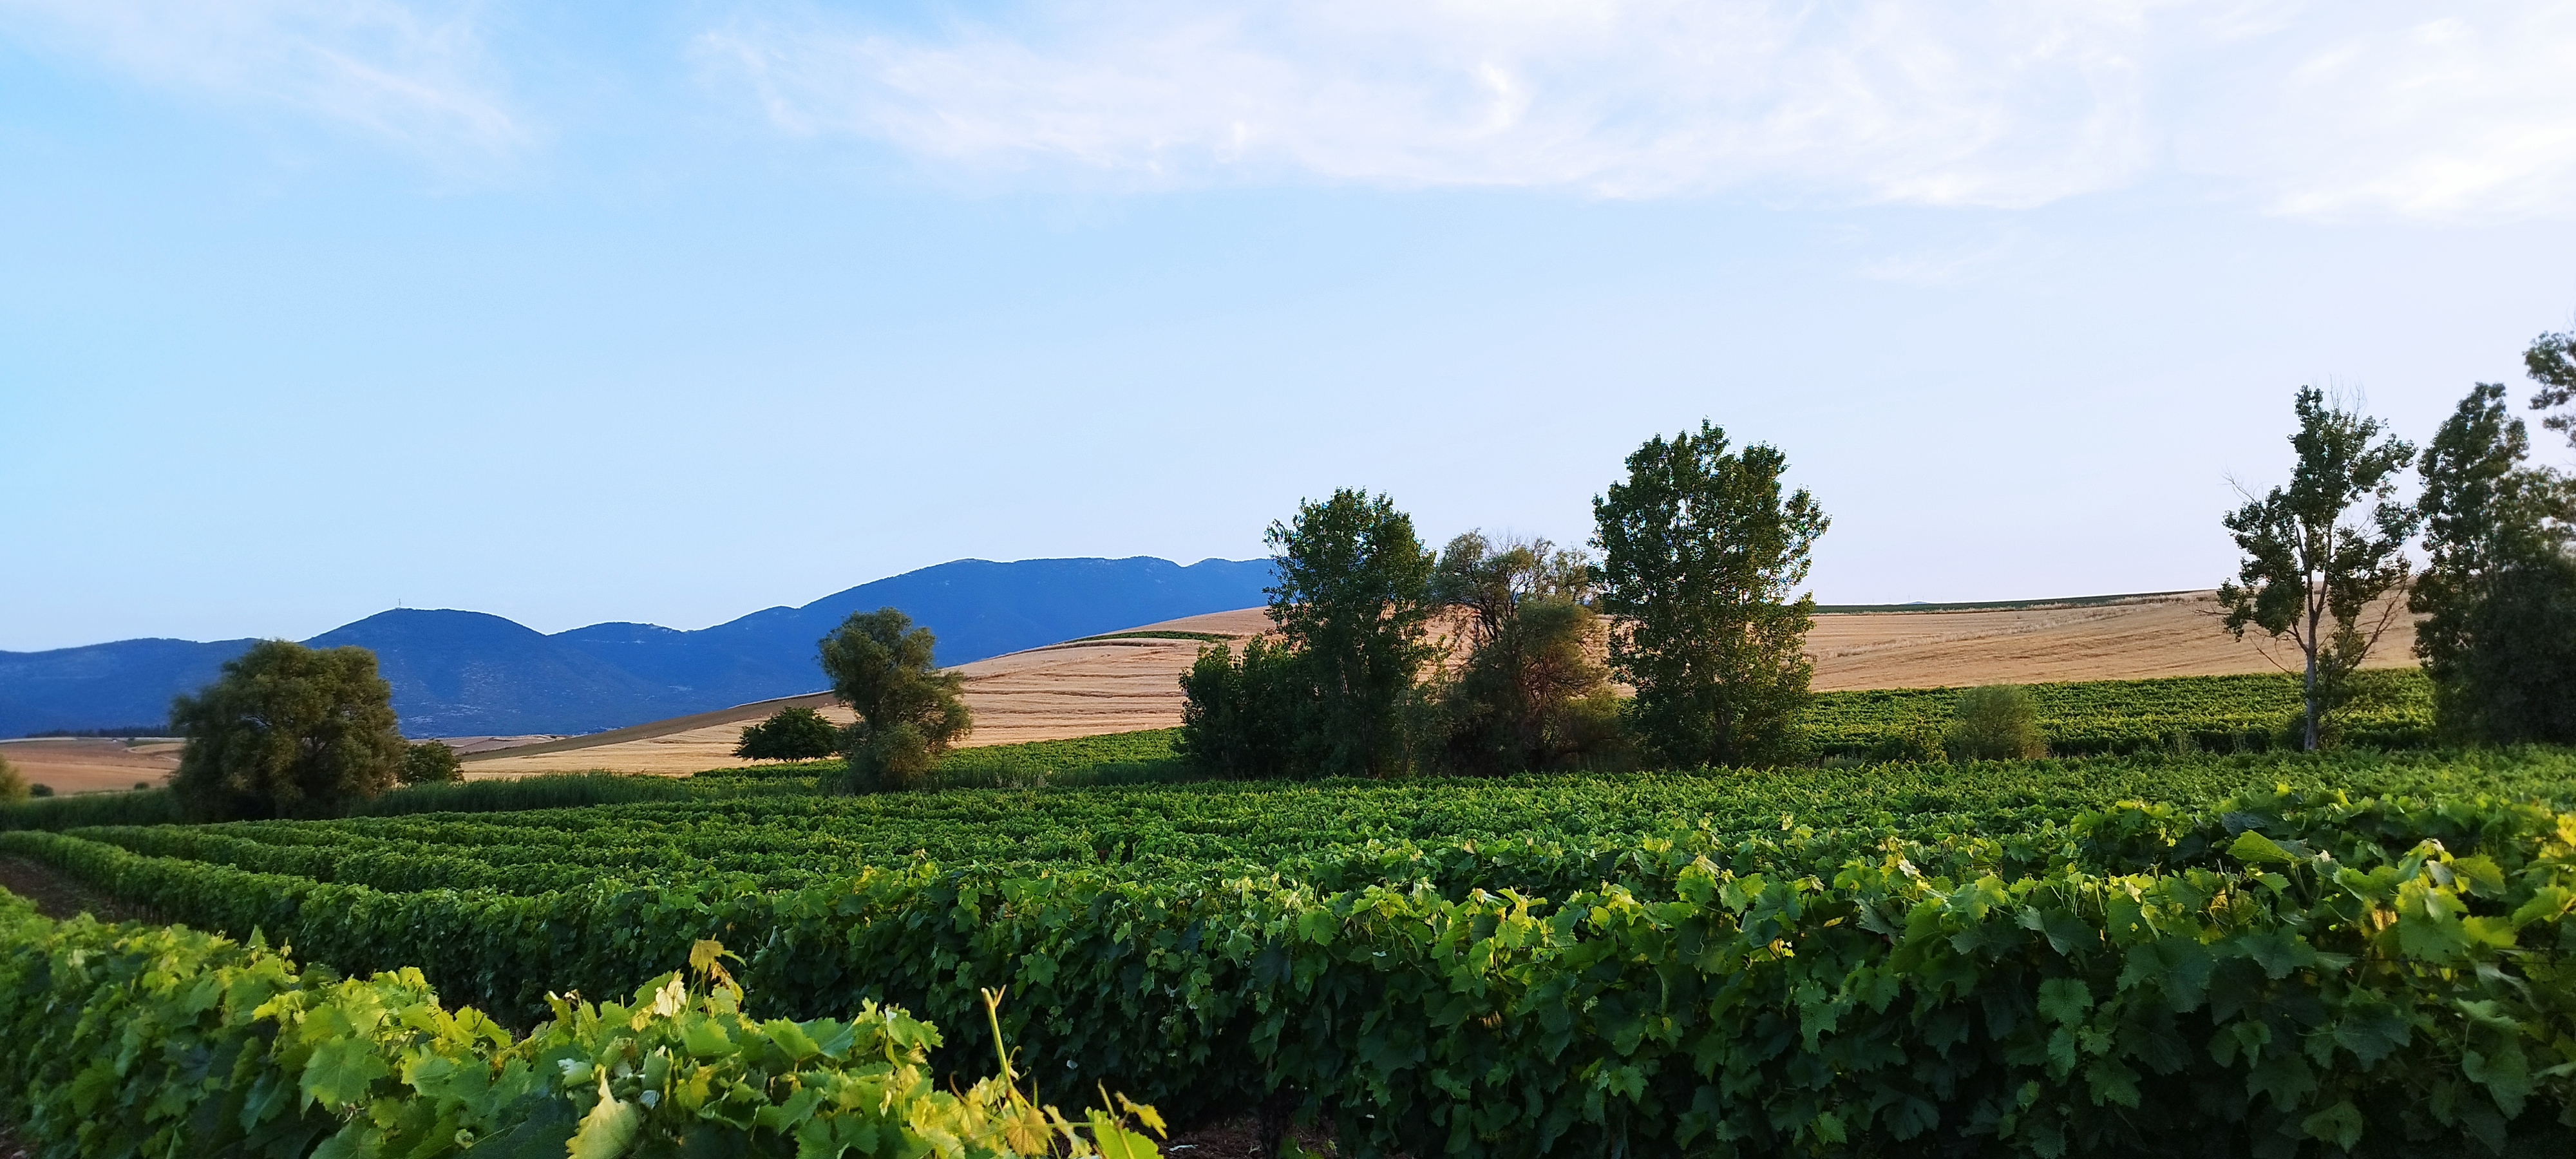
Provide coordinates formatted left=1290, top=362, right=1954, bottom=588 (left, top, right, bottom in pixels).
left=459, top=592, right=2416, bottom=777
left=0, top=739, right=179, bottom=796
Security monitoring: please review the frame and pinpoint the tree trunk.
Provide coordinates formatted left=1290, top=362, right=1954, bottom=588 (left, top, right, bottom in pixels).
left=2302, top=600, right=2322, bottom=751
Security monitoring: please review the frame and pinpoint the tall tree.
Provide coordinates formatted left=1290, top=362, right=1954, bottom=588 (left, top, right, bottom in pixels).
left=2217, top=387, right=2420, bottom=751
left=1593, top=422, right=1829, bottom=768
left=1264, top=489, right=1439, bottom=777
left=818, top=608, right=971, bottom=791
left=1430, top=532, right=1620, bottom=773
left=2413, top=382, right=2576, bottom=743
left=2524, top=326, right=2576, bottom=449
left=168, top=640, right=408, bottom=820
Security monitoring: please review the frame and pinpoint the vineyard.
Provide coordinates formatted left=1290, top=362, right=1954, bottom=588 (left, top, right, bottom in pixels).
left=3, top=669, right=2567, bottom=1157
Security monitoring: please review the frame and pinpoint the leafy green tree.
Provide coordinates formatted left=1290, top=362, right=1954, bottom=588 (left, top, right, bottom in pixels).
left=2412, top=381, right=2576, bottom=744
left=1264, top=489, right=1440, bottom=777
left=398, top=740, right=463, bottom=786
left=1947, top=684, right=2046, bottom=761
left=1175, top=636, right=1303, bottom=778
left=818, top=608, right=971, bottom=791
left=1428, top=532, right=1623, bottom=773
left=1593, top=422, right=1830, bottom=768
left=2524, top=325, right=2576, bottom=448
left=0, top=753, right=26, bottom=803
left=2218, top=387, right=2420, bottom=751
left=733, top=704, right=844, bottom=762
left=168, top=639, right=408, bottom=820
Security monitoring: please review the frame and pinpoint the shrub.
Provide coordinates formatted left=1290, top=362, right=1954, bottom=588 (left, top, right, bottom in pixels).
left=734, top=704, right=843, bottom=761
left=1948, top=683, right=2047, bottom=760
left=29, top=784, right=52, bottom=798
left=0, top=754, right=24, bottom=803
left=169, top=639, right=407, bottom=820
left=399, top=739, right=464, bottom=785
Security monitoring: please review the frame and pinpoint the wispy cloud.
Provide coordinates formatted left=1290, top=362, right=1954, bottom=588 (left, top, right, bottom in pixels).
left=696, top=0, right=2576, bottom=219
left=0, top=0, right=527, bottom=160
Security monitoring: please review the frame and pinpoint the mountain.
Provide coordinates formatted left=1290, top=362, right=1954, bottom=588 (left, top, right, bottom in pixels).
left=0, top=556, right=1273, bottom=738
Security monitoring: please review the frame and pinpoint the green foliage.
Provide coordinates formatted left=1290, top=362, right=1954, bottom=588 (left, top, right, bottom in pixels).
left=1428, top=531, right=1625, bottom=773
left=1068, top=630, right=1236, bottom=644
left=2412, top=382, right=2576, bottom=745
left=732, top=705, right=844, bottom=762
left=355, top=771, right=700, bottom=816
left=0, top=893, right=1163, bottom=1158
left=2219, top=386, right=2421, bottom=751
left=399, top=739, right=464, bottom=786
left=819, top=608, right=972, bottom=793
left=1803, top=671, right=2434, bottom=760
left=0, top=751, right=24, bottom=802
left=1177, top=636, right=1304, bottom=778
left=1947, top=684, right=2047, bottom=760
left=933, top=729, right=1188, bottom=788
left=24, top=755, right=2576, bottom=1154
left=0, top=786, right=178, bottom=831
left=1265, top=488, right=1441, bottom=777
left=169, top=639, right=409, bottom=820
left=1594, top=420, right=1830, bottom=768
left=2525, top=323, right=2576, bottom=449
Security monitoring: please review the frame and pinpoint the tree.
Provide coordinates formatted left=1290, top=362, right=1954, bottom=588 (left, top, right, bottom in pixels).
left=0, top=753, right=26, bottom=803
left=1264, top=489, right=1440, bottom=777
left=1947, top=685, right=2046, bottom=761
left=168, top=639, right=408, bottom=820
left=1428, top=532, right=1622, bottom=773
left=818, top=608, right=971, bottom=791
left=2525, top=325, right=2576, bottom=449
left=1593, top=422, right=1829, bottom=768
left=2412, top=382, right=2576, bottom=744
left=1175, top=636, right=1303, bottom=778
left=2218, top=387, right=2420, bottom=751
left=399, top=740, right=463, bottom=785
left=734, top=705, right=844, bottom=762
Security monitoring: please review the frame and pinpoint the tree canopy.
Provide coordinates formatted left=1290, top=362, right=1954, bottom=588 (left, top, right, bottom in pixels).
left=2412, top=381, right=2576, bottom=744
left=168, top=639, right=408, bottom=820
left=2217, top=387, right=2418, bottom=751
left=734, top=705, right=844, bottom=762
left=817, top=608, right=971, bottom=791
left=1593, top=421, right=1828, bottom=768
left=1428, top=532, right=1620, bottom=774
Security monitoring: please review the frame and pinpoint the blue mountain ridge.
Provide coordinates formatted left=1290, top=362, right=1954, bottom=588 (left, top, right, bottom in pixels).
left=0, top=556, right=1274, bottom=739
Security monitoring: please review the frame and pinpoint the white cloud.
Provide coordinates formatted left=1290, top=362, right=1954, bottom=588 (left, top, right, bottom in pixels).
left=0, top=0, right=527, bottom=158
left=697, top=0, right=2576, bottom=218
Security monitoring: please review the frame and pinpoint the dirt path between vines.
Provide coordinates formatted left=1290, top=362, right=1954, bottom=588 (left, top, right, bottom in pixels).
left=0, top=854, right=160, bottom=925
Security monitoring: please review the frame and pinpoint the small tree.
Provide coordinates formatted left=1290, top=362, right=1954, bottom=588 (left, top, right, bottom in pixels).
left=1429, top=532, right=1622, bottom=773
left=0, top=753, right=27, bottom=802
left=2218, top=387, right=2420, bottom=751
left=2413, top=381, right=2576, bottom=744
left=399, top=740, right=464, bottom=785
left=1176, top=636, right=1303, bottom=778
left=819, top=608, right=971, bottom=791
left=1266, top=489, right=1441, bottom=777
left=169, top=639, right=408, bottom=820
left=735, top=705, right=844, bottom=762
left=1593, top=422, right=1830, bottom=768
left=1947, top=684, right=2046, bottom=761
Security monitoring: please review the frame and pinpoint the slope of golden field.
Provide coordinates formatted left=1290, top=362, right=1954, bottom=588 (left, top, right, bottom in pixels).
left=0, top=739, right=182, bottom=796
left=457, top=592, right=2414, bottom=777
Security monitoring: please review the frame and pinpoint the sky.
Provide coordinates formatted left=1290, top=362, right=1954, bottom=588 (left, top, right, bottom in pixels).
left=5, top=0, right=2576, bottom=652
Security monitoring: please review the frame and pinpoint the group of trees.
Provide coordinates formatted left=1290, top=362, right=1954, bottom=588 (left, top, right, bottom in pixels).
left=157, top=640, right=460, bottom=820
left=1182, top=422, right=1831, bottom=777
left=2221, top=328, right=2576, bottom=749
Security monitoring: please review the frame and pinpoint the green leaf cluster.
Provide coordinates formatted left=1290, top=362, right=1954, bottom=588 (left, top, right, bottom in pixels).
left=0, top=893, right=1162, bottom=1158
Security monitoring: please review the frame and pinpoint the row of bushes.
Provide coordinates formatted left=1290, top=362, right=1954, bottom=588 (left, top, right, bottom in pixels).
left=0, top=889, right=1160, bottom=1158
left=12, top=788, right=2576, bottom=1155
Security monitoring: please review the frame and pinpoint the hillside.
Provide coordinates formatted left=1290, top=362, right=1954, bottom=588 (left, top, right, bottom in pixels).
left=457, top=590, right=2413, bottom=776
left=0, top=556, right=1274, bottom=739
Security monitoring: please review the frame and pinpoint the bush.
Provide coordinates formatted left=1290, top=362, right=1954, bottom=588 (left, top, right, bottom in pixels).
left=398, top=739, right=463, bottom=785
left=0, top=754, right=24, bottom=803
left=29, top=784, right=52, bottom=798
left=169, top=639, right=408, bottom=820
left=734, top=705, right=842, bottom=761
left=1948, top=683, right=2047, bottom=760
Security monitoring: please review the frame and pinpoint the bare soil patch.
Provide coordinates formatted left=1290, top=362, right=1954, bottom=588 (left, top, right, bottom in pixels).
left=0, top=854, right=160, bottom=925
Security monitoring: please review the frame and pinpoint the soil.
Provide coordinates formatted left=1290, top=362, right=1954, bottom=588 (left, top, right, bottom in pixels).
left=0, top=854, right=161, bottom=925
left=0, top=1122, right=28, bottom=1159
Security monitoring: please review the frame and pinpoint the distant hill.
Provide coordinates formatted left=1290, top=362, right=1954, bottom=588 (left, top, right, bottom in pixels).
left=0, top=557, right=1273, bottom=739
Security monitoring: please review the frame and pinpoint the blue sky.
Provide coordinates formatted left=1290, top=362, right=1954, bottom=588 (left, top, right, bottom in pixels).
left=5, top=0, right=2576, bottom=652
